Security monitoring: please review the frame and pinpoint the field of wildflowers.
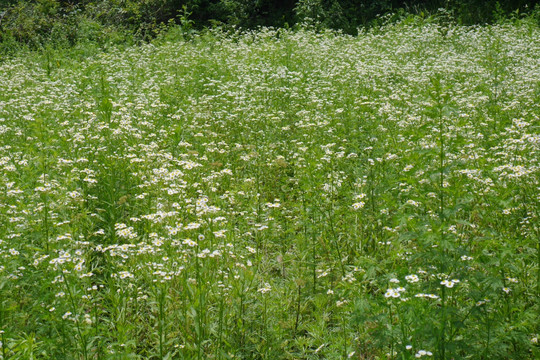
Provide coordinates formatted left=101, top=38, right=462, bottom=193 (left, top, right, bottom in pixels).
left=0, top=21, right=539, bottom=359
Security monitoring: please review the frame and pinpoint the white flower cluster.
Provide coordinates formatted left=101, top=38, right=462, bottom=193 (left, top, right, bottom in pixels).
left=440, top=279, right=460, bottom=288
left=385, top=287, right=406, bottom=298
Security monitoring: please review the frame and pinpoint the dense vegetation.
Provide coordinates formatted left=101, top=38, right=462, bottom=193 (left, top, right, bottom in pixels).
left=0, top=0, right=539, bottom=54
left=0, top=19, right=539, bottom=359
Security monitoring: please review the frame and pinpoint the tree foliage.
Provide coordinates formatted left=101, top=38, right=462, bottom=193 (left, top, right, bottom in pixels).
left=0, top=0, right=538, bottom=50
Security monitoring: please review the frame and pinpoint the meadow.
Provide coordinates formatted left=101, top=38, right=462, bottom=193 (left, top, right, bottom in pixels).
left=0, top=21, right=539, bottom=359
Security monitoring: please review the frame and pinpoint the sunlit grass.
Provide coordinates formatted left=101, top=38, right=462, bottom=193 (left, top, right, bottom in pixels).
left=0, top=21, right=538, bottom=359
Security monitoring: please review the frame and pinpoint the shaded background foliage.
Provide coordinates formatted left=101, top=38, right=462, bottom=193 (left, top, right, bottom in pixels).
left=295, top=0, right=538, bottom=33
left=0, top=0, right=539, bottom=51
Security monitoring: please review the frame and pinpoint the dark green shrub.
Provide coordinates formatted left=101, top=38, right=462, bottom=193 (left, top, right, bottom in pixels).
left=1, top=0, right=538, bottom=54
left=218, top=0, right=296, bottom=28
left=0, top=0, right=62, bottom=46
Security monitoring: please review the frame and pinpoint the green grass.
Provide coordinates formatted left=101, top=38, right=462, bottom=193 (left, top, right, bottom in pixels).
left=0, top=21, right=539, bottom=359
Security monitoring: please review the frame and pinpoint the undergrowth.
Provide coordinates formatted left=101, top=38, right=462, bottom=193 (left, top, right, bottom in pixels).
left=0, top=20, right=538, bottom=359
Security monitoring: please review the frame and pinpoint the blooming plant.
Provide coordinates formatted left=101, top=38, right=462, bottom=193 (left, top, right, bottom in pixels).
left=0, top=20, right=538, bottom=359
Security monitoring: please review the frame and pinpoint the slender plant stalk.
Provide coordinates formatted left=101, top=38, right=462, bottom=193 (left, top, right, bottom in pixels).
left=62, top=274, right=88, bottom=360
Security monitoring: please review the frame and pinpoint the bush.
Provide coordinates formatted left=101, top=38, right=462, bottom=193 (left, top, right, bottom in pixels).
left=0, top=0, right=137, bottom=55
left=0, top=0, right=538, bottom=55
left=0, top=0, right=62, bottom=47
left=294, top=0, right=538, bottom=34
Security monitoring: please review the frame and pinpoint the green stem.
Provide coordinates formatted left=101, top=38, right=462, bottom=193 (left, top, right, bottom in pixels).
left=342, top=313, right=348, bottom=359
left=293, top=285, right=301, bottom=338
left=217, top=290, right=224, bottom=360
left=388, top=302, right=394, bottom=360
left=63, top=273, right=88, bottom=360
left=196, top=256, right=203, bottom=360
left=0, top=291, right=6, bottom=359
left=441, top=285, right=446, bottom=360
left=324, top=209, right=345, bottom=278
left=159, top=287, right=165, bottom=360
left=484, top=311, right=491, bottom=358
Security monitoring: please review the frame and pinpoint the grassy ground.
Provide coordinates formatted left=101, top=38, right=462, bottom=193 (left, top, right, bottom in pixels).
left=0, top=21, right=539, bottom=359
